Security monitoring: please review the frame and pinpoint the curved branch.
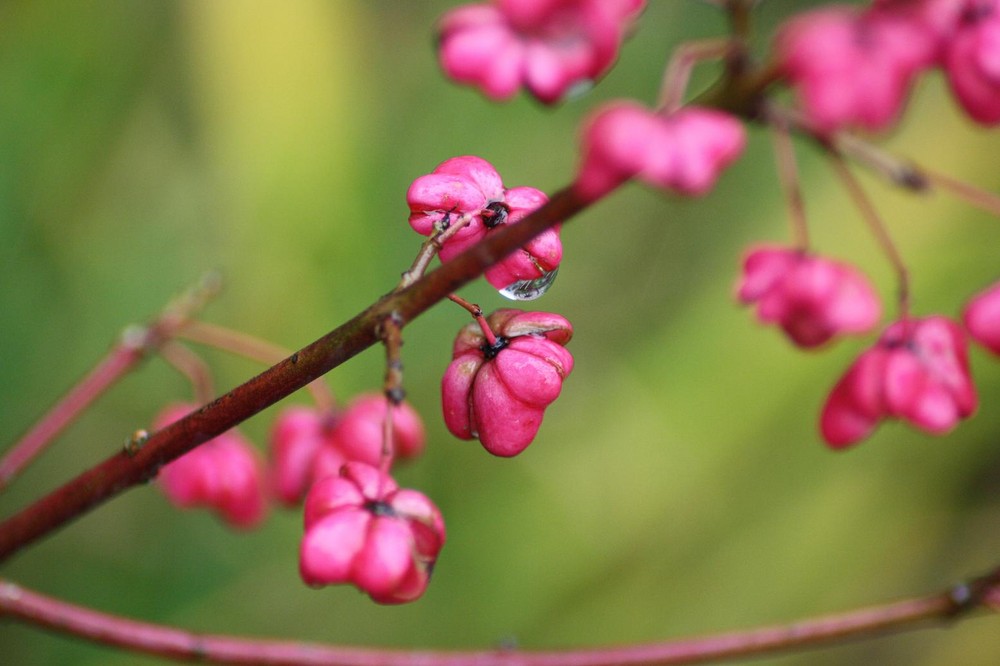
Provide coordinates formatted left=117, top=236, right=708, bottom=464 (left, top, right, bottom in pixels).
left=0, top=188, right=587, bottom=564
left=1, top=570, right=996, bottom=666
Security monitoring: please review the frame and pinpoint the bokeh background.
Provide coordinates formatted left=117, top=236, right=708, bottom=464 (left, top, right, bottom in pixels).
left=2, top=1, right=1000, bottom=664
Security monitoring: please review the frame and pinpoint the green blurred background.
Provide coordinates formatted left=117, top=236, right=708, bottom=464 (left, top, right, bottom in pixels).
left=2, top=1, right=999, bottom=664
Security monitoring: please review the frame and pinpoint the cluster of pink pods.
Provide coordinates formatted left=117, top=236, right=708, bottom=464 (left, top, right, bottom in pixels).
left=155, top=394, right=444, bottom=604
left=777, top=0, right=1000, bottom=131
left=736, top=250, right=1000, bottom=448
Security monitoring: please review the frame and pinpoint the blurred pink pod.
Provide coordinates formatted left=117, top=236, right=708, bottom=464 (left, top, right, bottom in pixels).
left=407, top=155, right=562, bottom=293
left=155, top=403, right=267, bottom=529
left=574, top=101, right=745, bottom=202
left=331, top=394, right=425, bottom=465
left=442, top=309, right=574, bottom=457
left=269, top=406, right=335, bottom=507
left=963, top=279, right=1000, bottom=354
left=943, top=3, right=1000, bottom=124
left=437, top=0, right=645, bottom=104
left=299, top=462, right=445, bottom=604
left=775, top=5, right=936, bottom=133
left=820, top=316, right=977, bottom=447
left=271, top=396, right=426, bottom=505
left=736, top=245, right=881, bottom=348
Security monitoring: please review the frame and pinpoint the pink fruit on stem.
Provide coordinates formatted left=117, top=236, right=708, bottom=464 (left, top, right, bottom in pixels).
left=155, top=403, right=267, bottom=529
left=442, top=309, right=574, bottom=457
left=736, top=245, right=882, bottom=348
left=820, top=316, right=978, bottom=448
left=299, top=462, right=445, bottom=604
left=407, top=155, right=562, bottom=292
left=574, top=101, right=746, bottom=202
left=437, top=0, right=645, bottom=104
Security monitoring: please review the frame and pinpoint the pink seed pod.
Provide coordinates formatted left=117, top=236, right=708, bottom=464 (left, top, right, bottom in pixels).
left=963, top=279, right=1000, bottom=354
left=736, top=245, right=882, bottom=348
left=269, top=406, right=335, bottom=507
left=299, top=462, right=445, bottom=605
left=442, top=309, right=574, bottom=457
left=154, top=403, right=267, bottom=529
left=872, top=0, right=965, bottom=49
left=574, top=101, right=746, bottom=202
left=774, top=5, right=936, bottom=133
left=437, top=0, right=645, bottom=104
left=943, top=4, right=1000, bottom=125
left=329, top=393, right=426, bottom=466
left=407, top=155, right=562, bottom=291
left=820, top=316, right=977, bottom=448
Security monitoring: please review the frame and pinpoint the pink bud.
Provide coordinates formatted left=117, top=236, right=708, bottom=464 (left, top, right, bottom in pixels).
left=299, top=462, right=445, bottom=604
left=437, top=0, right=645, bottom=104
left=442, top=309, right=574, bottom=457
left=154, top=403, right=268, bottom=529
left=736, top=245, right=882, bottom=348
left=574, top=101, right=745, bottom=202
left=963, top=279, right=1000, bottom=354
left=820, top=316, right=977, bottom=447
left=943, top=4, right=1000, bottom=124
left=775, top=5, right=936, bottom=133
left=407, top=156, right=562, bottom=291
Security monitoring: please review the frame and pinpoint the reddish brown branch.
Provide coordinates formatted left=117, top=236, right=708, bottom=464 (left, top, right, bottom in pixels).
left=1, top=571, right=996, bottom=666
left=0, top=188, right=587, bottom=564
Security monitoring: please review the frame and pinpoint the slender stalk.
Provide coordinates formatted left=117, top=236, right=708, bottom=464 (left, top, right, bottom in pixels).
left=0, top=188, right=587, bottom=564
left=448, top=294, right=498, bottom=347
left=179, top=321, right=336, bottom=413
left=398, top=211, right=476, bottom=290
left=827, top=155, right=911, bottom=320
left=379, top=314, right=405, bottom=480
left=0, top=275, right=221, bottom=491
left=657, top=39, right=730, bottom=112
left=833, top=132, right=928, bottom=191
left=1, top=569, right=996, bottom=666
left=765, top=103, right=810, bottom=250
left=922, top=167, right=1000, bottom=218
left=159, top=342, right=215, bottom=405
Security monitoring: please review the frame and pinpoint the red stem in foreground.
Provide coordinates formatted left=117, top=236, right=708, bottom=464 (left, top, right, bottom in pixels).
left=1, top=571, right=996, bottom=666
left=0, top=187, right=587, bottom=564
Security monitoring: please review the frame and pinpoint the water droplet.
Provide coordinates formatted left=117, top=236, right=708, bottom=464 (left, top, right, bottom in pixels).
left=498, top=267, right=559, bottom=301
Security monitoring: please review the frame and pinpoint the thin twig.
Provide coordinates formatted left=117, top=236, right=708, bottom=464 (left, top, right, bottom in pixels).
left=658, top=39, right=731, bottom=112
left=0, top=274, right=221, bottom=491
left=827, top=154, right=911, bottom=320
left=764, top=103, right=810, bottom=249
left=398, top=211, right=477, bottom=290
left=159, top=342, right=215, bottom=405
left=921, top=168, right=1000, bottom=218
left=1, top=569, right=996, bottom=666
left=178, top=321, right=336, bottom=413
